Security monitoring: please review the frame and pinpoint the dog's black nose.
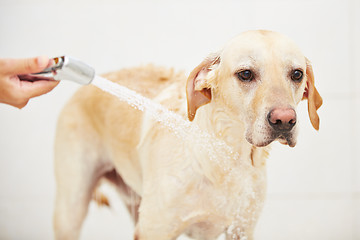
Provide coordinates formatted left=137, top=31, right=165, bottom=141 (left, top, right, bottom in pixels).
left=268, top=108, right=296, bottom=132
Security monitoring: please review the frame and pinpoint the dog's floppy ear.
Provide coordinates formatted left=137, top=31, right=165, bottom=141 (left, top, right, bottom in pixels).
left=302, top=59, right=323, bottom=130
left=186, top=54, right=220, bottom=121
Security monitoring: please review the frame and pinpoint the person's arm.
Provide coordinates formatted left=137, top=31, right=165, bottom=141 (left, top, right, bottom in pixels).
left=0, top=56, right=59, bottom=108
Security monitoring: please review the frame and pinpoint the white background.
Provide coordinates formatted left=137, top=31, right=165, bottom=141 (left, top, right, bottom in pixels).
left=0, top=0, right=359, bottom=239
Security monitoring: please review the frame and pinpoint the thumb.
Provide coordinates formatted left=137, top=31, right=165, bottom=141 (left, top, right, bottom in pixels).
left=5, top=56, right=50, bottom=75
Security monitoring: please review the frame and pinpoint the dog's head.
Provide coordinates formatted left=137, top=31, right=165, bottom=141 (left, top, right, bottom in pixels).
left=187, top=30, right=322, bottom=147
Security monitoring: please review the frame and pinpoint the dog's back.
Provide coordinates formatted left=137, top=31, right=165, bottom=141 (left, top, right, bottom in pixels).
left=56, top=65, right=185, bottom=158
left=53, top=65, right=185, bottom=239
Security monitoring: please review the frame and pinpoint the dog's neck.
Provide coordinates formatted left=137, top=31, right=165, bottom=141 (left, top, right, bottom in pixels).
left=193, top=102, right=269, bottom=169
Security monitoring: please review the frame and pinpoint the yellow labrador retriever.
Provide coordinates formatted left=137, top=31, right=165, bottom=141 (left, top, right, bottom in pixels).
left=53, top=30, right=322, bottom=240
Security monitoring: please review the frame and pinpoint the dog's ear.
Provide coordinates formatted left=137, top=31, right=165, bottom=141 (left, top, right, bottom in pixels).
left=186, top=54, right=220, bottom=121
left=302, top=59, right=323, bottom=130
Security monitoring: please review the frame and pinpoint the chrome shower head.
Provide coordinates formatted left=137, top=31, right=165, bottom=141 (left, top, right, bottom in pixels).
left=18, top=56, right=95, bottom=85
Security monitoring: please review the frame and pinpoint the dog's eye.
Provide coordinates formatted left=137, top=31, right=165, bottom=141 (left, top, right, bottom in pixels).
left=291, top=70, right=303, bottom=82
left=237, top=70, right=254, bottom=82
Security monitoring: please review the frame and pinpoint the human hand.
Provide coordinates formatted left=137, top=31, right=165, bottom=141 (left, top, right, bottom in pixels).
left=0, top=56, right=59, bottom=108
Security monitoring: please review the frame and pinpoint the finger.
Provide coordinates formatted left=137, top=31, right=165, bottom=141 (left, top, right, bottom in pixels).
left=12, top=99, right=29, bottom=109
left=0, top=80, right=30, bottom=109
left=20, top=80, right=59, bottom=99
left=3, top=56, right=50, bottom=75
left=0, top=95, right=29, bottom=109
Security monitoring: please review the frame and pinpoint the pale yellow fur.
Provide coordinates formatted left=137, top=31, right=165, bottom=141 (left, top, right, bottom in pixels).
left=53, top=30, right=322, bottom=240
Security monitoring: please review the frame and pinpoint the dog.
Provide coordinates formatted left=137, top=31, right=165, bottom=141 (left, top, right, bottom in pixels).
left=53, top=30, right=322, bottom=240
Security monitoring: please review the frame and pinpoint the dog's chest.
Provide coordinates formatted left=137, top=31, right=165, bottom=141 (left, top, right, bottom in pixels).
left=179, top=164, right=267, bottom=239
left=184, top=221, right=226, bottom=239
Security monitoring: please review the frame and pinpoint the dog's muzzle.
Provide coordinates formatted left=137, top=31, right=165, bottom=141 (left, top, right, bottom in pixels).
left=267, top=108, right=297, bottom=147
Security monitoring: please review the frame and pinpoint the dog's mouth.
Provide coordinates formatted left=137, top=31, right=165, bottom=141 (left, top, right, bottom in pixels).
left=276, top=134, right=296, bottom=147
left=246, top=130, right=297, bottom=148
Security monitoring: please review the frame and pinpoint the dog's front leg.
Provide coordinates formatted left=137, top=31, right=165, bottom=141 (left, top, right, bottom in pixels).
left=133, top=196, right=187, bottom=240
left=134, top=220, right=181, bottom=240
left=134, top=214, right=182, bottom=240
left=225, top=228, right=254, bottom=240
left=225, top=222, right=256, bottom=240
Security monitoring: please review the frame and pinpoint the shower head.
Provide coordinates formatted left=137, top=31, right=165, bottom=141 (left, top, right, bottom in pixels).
left=18, top=56, right=95, bottom=85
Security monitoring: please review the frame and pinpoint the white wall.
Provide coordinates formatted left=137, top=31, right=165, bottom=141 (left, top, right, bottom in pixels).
left=0, top=0, right=359, bottom=239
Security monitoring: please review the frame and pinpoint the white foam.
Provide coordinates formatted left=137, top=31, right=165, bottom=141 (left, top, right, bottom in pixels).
left=91, top=75, right=259, bottom=239
left=91, top=75, right=238, bottom=172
